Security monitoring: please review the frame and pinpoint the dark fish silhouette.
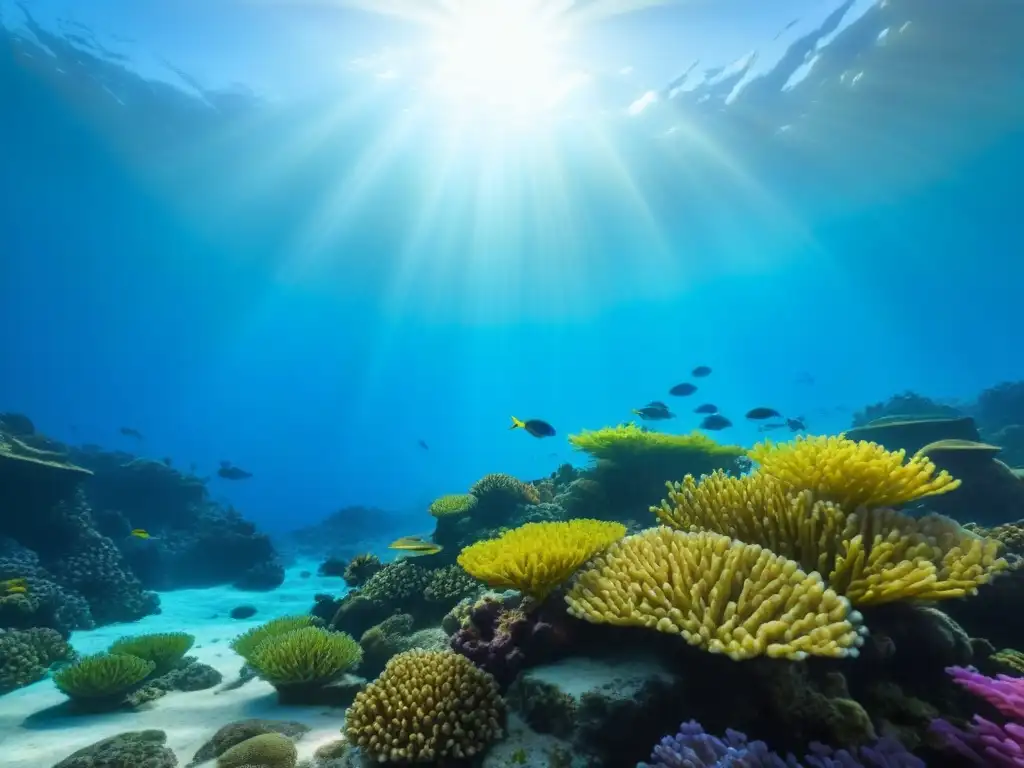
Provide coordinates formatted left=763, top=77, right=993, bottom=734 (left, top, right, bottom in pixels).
left=786, top=417, right=806, bottom=432
left=633, top=406, right=675, bottom=421
left=218, top=461, right=252, bottom=480
left=510, top=416, right=556, bottom=438
left=746, top=408, right=782, bottom=420
left=692, top=366, right=712, bottom=377
left=646, top=401, right=670, bottom=410
left=417, top=440, right=429, bottom=450
left=670, top=383, right=697, bottom=396
left=119, top=427, right=144, bottom=440
left=694, top=403, right=718, bottom=414
left=700, top=414, right=733, bottom=430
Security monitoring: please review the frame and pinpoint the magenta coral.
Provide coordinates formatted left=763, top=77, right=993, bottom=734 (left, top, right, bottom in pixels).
left=932, top=666, right=1024, bottom=766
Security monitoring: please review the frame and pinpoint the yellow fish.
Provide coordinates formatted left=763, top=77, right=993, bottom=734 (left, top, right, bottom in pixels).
left=388, top=536, right=442, bottom=556
left=130, top=529, right=151, bottom=539
left=1, top=577, right=28, bottom=595
left=4, top=586, right=27, bottom=595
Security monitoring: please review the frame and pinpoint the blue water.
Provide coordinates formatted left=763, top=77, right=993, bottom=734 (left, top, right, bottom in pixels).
left=1, top=0, right=1022, bottom=536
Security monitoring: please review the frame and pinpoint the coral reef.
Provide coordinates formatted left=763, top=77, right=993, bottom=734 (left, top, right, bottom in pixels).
left=458, top=520, right=626, bottom=600
left=52, top=730, right=177, bottom=768
left=342, top=553, right=381, bottom=587
left=108, top=631, right=195, bottom=675
left=188, top=719, right=310, bottom=766
left=230, top=615, right=318, bottom=662
left=0, top=626, right=72, bottom=694
left=931, top=666, right=1024, bottom=766
left=429, top=493, right=479, bottom=518
left=566, top=527, right=865, bottom=660
left=344, top=649, right=505, bottom=762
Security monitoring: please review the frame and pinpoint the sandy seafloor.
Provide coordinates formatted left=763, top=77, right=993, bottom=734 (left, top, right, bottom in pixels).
left=0, top=561, right=354, bottom=767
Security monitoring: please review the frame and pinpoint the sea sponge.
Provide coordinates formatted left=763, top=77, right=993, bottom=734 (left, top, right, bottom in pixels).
left=656, top=471, right=1008, bottom=606
left=429, top=493, right=479, bottom=518
left=748, top=434, right=960, bottom=509
left=230, top=615, right=317, bottom=662
left=361, top=560, right=432, bottom=603
left=109, top=631, right=195, bottom=674
left=565, top=528, right=865, bottom=661
left=248, top=626, right=362, bottom=689
left=217, top=732, right=297, bottom=768
left=53, top=652, right=155, bottom=705
left=343, top=553, right=382, bottom=587
left=470, top=473, right=540, bottom=505
left=458, top=520, right=626, bottom=600
left=568, top=423, right=746, bottom=467
left=344, top=649, right=505, bottom=762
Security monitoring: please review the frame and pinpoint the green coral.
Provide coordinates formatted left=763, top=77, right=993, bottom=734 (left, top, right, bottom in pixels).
left=230, top=615, right=317, bottom=661
left=429, top=493, right=479, bottom=518
left=109, top=631, right=194, bottom=674
left=248, top=626, right=362, bottom=689
left=217, top=733, right=298, bottom=768
left=0, top=626, right=73, bottom=694
left=53, top=653, right=155, bottom=708
left=343, top=553, right=382, bottom=587
left=470, top=473, right=540, bottom=505
left=424, top=565, right=482, bottom=604
left=361, top=560, right=431, bottom=603
left=569, top=423, right=745, bottom=465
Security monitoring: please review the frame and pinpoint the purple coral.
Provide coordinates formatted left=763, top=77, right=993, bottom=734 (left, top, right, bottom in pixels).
left=449, top=598, right=564, bottom=689
left=640, top=722, right=923, bottom=768
left=932, top=666, right=1024, bottom=766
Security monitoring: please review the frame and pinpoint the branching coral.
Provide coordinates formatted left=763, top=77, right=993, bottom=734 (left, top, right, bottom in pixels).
left=229, top=615, right=317, bottom=662
left=565, top=528, right=865, bottom=661
left=343, top=553, right=382, bottom=587
left=344, top=649, right=505, bottom=762
left=53, top=652, right=155, bottom=708
left=748, top=435, right=960, bottom=509
left=247, top=626, right=362, bottom=693
left=470, top=473, right=540, bottom=506
left=656, top=471, right=1008, bottom=606
left=932, top=666, right=1024, bottom=766
left=429, top=493, right=479, bottom=518
left=457, top=520, right=626, bottom=600
left=109, top=632, right=195, bottom=675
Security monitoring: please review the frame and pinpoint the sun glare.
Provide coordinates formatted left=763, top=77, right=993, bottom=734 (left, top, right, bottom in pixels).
left=428, top=1, right=582, bottom=120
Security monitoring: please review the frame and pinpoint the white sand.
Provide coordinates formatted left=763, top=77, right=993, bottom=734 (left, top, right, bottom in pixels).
left=0, top=561, right=351, bottom=767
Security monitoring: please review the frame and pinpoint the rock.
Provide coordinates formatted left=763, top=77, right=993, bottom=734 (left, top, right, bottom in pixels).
left=230, top=604, right=258, bottom=620
left=188, top=719, right=310, bottom=766
left=845, top=416, right=980, bottom=455
left=52, top=729, right=176, bottom=768
left=506, top=653, right=688, bottom=766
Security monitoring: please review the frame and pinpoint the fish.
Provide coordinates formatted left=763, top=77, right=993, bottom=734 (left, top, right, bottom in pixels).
left=692, top=366, right=712, bottom=377
left=633, top=406, right=675, bottom=421
left=745, top=407, right=782, bottom=420
left=786, top=417, right=806, bottom=432
left=388, top=536, right=442, bottom=556
left=700, top=414, right=733, bottom=430
left=417, top=439, right=429, bottom=450
left=218, top=461, right=253, bottom=480
left=757, top=423, right=787, bottom=432
left=669, top=383, right=697, bottom=396
left=130, top=528, right=151, bottom=539
left=694, top=403, right=718, bottom=414
left=1, top=577, right=28, bottom=595
left=510, top=416, right=556, bottom=438
left=646, top=401, right=670, bottom=410
left=119, top=427, right=144, bottom=440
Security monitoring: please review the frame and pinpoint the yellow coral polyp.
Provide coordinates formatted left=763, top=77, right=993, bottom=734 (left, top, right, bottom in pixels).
left=457, top=520, right=626, bottom=600
left=429, top=493, right=478, bottom=518
left=656, top=471, right=1008, bottom=606
left=749, top=434, right=960, bottom=509
left=344, top=650, right=504, bottom=763
left=565, top=528, right=865, bottom=661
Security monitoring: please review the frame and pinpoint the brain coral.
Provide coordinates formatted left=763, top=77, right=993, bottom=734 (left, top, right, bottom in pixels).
left=344, top=649, right=505, bottom=762
left=565, top=527, right=865, bottom=661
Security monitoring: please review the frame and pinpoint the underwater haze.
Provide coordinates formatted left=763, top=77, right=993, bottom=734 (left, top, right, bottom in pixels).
left=2, top=1, right=1024, bottom=766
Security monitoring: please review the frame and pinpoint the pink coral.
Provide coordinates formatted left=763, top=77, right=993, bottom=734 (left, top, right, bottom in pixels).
left=932, top=667, right=1024, bottom=766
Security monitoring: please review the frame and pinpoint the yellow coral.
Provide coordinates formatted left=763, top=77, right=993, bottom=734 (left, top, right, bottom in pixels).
left=656, top=471, right=1008, bottom=605
left=749, top=434, right=960, bottom=509
left=457, top=520, right=626, bottom=600
left=344, top=649, right=504, bottom=762
left=993, top=649, right=1024, bottom=675
left=565, top=528, right=865, bottom=661
left=429, top=493, right=479, bottom=518
left=569, top=423, right=745, bottom=466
